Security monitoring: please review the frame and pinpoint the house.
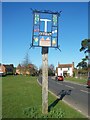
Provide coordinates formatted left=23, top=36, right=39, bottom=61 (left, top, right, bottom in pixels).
left=56, top=62, right=74, bottom=77
left=0, top=64, right=6, bottom=76
left=16, top=64, right=22, bottom=75
left=0, top=64, right=14, bottom=76
left=16, top=64, right=36, bottom=75
left=5, top=64, right=14, bottom=75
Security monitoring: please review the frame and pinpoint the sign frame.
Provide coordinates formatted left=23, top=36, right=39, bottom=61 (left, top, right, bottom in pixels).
left=32, top=10, right=60, bottom=48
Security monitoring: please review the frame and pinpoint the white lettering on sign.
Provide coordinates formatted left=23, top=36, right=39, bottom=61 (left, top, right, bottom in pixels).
left=40, top=19, right=51, bottom=32
left=39, top=32, right=52, bottom=36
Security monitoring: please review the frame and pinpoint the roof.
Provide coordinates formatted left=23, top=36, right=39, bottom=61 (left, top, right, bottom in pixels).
left=3, top=64, right=14, bottom=69
left=28, top=64, right=34, bottom=68
left=58, top=64, right=73, bottom=68
left=16, top=64, right=34, bottom=69
left=17, top=64, right=21, bottom=69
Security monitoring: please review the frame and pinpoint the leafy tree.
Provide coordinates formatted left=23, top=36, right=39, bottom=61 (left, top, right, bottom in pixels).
left=29, top=64, right=38, bottom=76
left=77, top=61, right=87, bottom=69
left=80, top=39, right=90, bottom=62
left=39, top=64, right=55, bottom=76
left=48, top=64, right=55, bottom=76
left=79, top=39, right=90, bottom=79
left=13, top=67, right=16, bottom=74
left=80, top=39, right=90, bottom=52
left=38, top=66, right=42, bottom=75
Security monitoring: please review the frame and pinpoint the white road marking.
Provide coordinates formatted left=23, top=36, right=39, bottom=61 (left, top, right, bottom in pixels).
left=65, top=85, right=74, bottom=89
left=80, top=89, right=90, bottom=94
left=37, top=79, right=88, bottom=117
left=56, top=82, right=63, bottom=85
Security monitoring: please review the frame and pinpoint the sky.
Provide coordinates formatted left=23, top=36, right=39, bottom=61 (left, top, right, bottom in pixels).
left=1, top=2, right=88, bottom=69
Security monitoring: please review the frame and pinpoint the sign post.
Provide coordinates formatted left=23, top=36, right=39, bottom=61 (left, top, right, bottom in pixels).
left=42, top=47, right=48, bottom=114
left=32, top=10, right=61, bottom=114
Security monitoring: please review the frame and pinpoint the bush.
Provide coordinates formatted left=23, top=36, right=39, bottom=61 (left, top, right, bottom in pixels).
left=23, top=106, right=65, bottom=118
left=24, top=106, right=39, bottom=118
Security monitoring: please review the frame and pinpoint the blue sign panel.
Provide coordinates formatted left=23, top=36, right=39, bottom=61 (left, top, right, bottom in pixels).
left=32, top=10, right=60, bottom=48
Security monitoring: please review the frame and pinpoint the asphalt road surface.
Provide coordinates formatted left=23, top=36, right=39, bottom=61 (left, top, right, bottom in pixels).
left=38, top=76, right=90, bottom=117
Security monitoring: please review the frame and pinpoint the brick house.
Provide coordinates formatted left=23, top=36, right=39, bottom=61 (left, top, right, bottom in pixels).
left=16, top=64, right=35, bottom=75
left=56, top=62, right=74, bottom=77
left=0, top=64, right=14, bottom=76
left=0, top=64, right=6, bottom=75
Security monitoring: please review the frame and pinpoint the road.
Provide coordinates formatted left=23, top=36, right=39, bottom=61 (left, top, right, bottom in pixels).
left=38, top=76, right=90, bottom=117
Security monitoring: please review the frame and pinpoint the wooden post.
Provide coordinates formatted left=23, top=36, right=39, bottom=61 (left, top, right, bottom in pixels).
left=42, top=47, right=48, bottom=114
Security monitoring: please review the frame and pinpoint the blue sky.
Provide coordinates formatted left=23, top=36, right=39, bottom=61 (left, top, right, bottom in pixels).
left=2, top=2, right=88, bottom=69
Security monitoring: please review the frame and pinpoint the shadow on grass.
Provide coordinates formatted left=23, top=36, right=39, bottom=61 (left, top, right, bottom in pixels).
left=48, top=90, right=72, bottom=112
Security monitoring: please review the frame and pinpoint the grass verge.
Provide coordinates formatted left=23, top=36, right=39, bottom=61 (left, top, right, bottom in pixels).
left=65, top=77, right=87, bottom=85
left=2, top=75, right=85, bottom=118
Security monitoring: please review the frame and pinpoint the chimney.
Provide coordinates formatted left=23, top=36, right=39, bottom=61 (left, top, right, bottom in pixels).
left=72, top=62, right=74, bottom=71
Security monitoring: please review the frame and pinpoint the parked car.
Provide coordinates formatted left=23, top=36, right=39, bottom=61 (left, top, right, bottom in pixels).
left=56, top=76, right=64, bottom=81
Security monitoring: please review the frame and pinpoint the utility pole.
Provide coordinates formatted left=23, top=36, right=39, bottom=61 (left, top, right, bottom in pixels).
left=42, top=47, right=48, bottom=114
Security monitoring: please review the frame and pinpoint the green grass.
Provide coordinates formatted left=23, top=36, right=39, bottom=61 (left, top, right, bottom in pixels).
left=65, top=77, right=87, bottom=85
left=2, top=75, right=86, bottom=118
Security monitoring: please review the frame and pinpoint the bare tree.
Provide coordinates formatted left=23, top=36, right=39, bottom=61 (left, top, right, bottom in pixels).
left=22, top=53, right=31, bottom=66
